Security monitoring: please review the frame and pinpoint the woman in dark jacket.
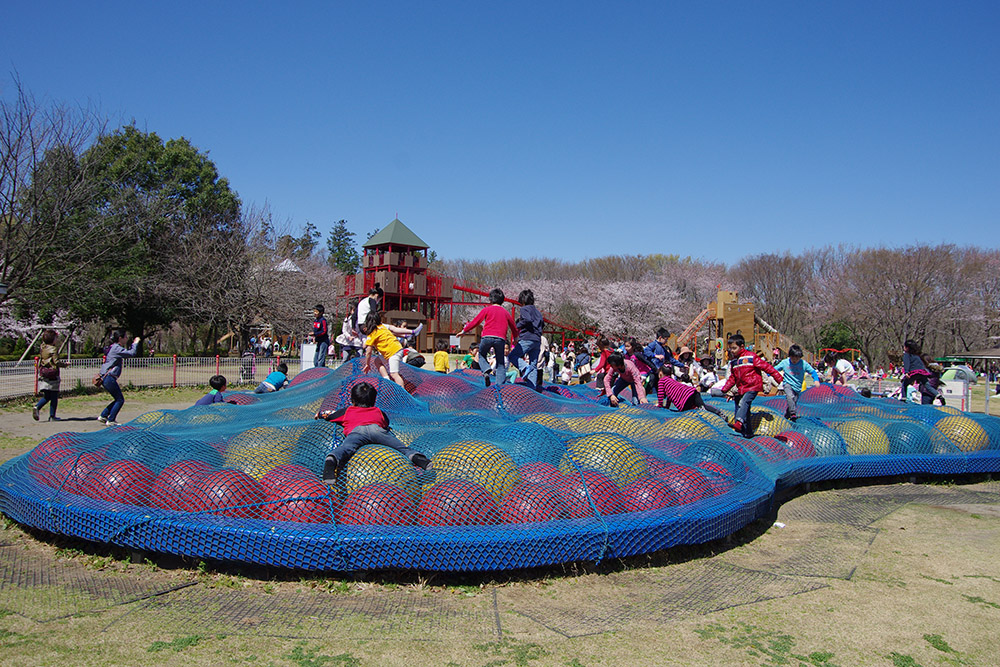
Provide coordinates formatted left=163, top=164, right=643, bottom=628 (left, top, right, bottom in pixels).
left=34, top=329, right=69, bottom=421
left=507, top=289, right=545, bottom=390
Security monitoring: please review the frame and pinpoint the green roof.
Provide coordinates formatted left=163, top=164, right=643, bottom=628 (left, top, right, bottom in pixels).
left=363, top=218, right=430, bottom=249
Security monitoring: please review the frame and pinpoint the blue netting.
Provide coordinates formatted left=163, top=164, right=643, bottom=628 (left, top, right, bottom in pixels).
left=1, top=362, right=998, bottom=572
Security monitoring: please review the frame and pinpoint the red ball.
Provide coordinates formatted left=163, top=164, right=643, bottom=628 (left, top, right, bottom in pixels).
left=49, top=451, right=105, bottom=494
left=190, top=469, right=266, bottom=519
left=500, top=482, right=569, bottom=524
left=417, top=479, right=500, bottom=526
left=741, top=436, right=790, bottom=463
left=263, top=477, right=334, bottom=523
left=623, top=476, right=676, bottom=512
left=775, top=431, right=817, bottom=459
left=695, top=461, right=735, bottom=496
left=338, top=482, right=416, bottom=525
left=149, top=460, right=214, bottom=512
left=647, top=462, right=711, bottom=505
left=259, top=463, right=318, bottom=497
left=225, top=393, right=260, bottom=405
left=558, top=470, right=625, bottom=518
left=518, top=462, right=562, bottom=487
left=82, top=459, right=156, bottom=506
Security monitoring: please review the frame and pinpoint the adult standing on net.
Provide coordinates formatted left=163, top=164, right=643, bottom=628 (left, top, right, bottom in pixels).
left=312, top=304, right=329, bottom=368
left=33, top=329, right=69, bottom=422
left=459, top=287, right=518, bottom=387
left=507, top=289, right=544, bottom=390
left=98, top=331, right=140, bottom=426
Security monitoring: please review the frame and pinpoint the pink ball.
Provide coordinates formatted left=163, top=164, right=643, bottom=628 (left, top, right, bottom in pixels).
left=623, top=476, right=676, bottom=511
left=190, top=469, right=266, bottom=519
left=149, top=460, right=214, bottom=512
left=82, top=459, right=156, bottom=506
left=500, top=482, right=569, bottom=524
left=417, top=479, right=499, bottom=526
left=338, top=482, right=417, bottom=525
left=263, top=477, right=334, bottom=523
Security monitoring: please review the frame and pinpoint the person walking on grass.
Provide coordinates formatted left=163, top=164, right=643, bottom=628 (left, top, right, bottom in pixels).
left=33, top=329, right=69, bottom=422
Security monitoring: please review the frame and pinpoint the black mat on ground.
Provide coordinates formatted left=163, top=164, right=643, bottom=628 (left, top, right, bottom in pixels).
left=101, top=584, right=499, bottom=640
left=778, top=492, right=907, bottom=527
left=0, top=545, right=195, bottom=622
left=511, top=561, right=828, bottom=638
left=722, top=522, right=879, bottom=580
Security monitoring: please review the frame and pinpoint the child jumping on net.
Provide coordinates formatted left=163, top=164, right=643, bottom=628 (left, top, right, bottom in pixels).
left=773, top=344, right=821, bottom=420
left=317, top=382, right=430, bottom=482
left=360, top=310, right=422, bottom=389
left=719, top=333, right=784, bottom=438
left=458, top=287, right=518, bottom=387
left=655, top=365, right=726, bottom=418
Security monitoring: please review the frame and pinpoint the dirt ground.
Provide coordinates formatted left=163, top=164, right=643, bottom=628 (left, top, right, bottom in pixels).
left=1, top=391, right=999, bottom=666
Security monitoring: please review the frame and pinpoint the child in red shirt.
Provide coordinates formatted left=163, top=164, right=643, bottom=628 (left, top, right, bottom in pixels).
left=719, top=333, right=783, bottom=438
left=459, top=287, right=518, bottom=387
left=317, top=382, right=430, bottom=481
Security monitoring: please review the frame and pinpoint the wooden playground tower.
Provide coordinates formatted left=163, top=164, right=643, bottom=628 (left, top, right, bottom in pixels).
left=676, top=289, right=814, bottom=363
left=338, top=218, right=593, bottom=352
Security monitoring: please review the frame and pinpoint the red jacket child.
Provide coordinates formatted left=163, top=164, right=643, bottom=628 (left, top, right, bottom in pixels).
left=720, top=347, right=783, bottom=394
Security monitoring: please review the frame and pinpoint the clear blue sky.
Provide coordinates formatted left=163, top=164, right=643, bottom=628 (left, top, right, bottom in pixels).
left=3, top=1, right=998, bottom=265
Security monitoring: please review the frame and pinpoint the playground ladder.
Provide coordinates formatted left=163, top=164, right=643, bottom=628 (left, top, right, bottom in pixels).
left=678, top=307, right=710, bottom=348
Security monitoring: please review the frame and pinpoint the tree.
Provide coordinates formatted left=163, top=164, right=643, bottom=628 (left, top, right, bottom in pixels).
left=0, top=75, right=108, bottom=308
left=48, top=125, right=242, bottom=341
left=326, top=219, right=360, bottom=273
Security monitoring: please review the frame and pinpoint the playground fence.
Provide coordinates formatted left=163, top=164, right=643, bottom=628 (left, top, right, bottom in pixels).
left=0, top=355, right=340, bottom=401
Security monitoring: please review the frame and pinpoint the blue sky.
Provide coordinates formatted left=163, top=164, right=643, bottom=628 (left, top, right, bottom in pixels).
left=3, top=2, right=998, bottom=264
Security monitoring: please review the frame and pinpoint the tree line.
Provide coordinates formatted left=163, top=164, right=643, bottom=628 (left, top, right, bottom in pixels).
left=3, top=78, right=997, bottom=364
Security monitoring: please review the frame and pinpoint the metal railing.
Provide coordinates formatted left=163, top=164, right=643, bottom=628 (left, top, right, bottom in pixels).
left=0, top=355, right=343, bottom=400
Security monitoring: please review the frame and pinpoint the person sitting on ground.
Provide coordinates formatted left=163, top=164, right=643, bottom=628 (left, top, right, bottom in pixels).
left=698, top=358, right=719, bottom=392
left=433, top=339, right=450, bottom=373
left=720, top=334, right=783, bottom=438
left=195, top=375, right=230, bottom=405
left=317, top=382, right=430, bottom=481
left=254, top=363, right=289, bottom=393
left=602, top=352, right=648, bottom=407
left=773, top=344, right=821, bottom=421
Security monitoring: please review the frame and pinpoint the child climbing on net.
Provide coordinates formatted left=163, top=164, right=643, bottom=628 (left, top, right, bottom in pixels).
left=360, top=310, right=422, bottom=389
left=655, top=365, right=726, bottom=418
left=317, top=382, right=430, bottom=483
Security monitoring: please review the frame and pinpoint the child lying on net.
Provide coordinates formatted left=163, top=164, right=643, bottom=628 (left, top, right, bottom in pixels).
left=316, top=382, right=430, bottom=482
left=655, top=365, right=727, bottom=418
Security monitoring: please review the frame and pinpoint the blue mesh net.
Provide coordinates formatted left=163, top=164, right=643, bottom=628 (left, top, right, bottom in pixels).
left=1, top=363, right=998, bottom=571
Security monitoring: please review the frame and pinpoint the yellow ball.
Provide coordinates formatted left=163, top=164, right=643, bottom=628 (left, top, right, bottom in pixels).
left=559, top=433, right=648, bottom=488
left=190, top=412, right=232, bottom=426
left=835, top=420, right=890, bottom=455
left=749, top=411, right=793, bottom=437
left=431, top=440, right=520, bottom=501
left=133, top=410, right=180, bottom=427
left=341, top=445, right=420, bottom=499
left=659, top=415, right=716, bottom=440
left=699, top=411, right=730, bottom=431
left=934, top=416, right=990, bottom=452
left=560, top=416, right=599, bottom=433
left=587, top=413, right=660, bottom=440
left=224, top=426, right=296, bottom=479
left=518, top=413, right=568, bottom=430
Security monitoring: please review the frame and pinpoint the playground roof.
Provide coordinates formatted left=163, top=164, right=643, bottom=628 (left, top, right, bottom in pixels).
left=363, top=219, right=430, bottom=250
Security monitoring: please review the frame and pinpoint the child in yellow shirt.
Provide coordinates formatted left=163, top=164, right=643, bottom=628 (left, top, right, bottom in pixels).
left=361, top=311, right=421, bottom=388
left=433, top=339, right=449, bottom=373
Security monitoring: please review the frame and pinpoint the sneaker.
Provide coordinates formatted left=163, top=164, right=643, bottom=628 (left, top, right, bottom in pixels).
left=32, top=406, right=39, bottom=421
left=787, top=414, right=798, bottom=422
left=411, top=453, right=431, bottom=470
left=409, top=323, right=424, bottom=340
left=105, top=420, right=120, bottom=427
left=484, top=373, right=492, bottom=387
left=97, top=415, right=107, bottom=424
left=48, top=416, right=61, bottom=422
left=937, top=397, right=946, bottom=406
left=730, top=420, right=743, bottom=433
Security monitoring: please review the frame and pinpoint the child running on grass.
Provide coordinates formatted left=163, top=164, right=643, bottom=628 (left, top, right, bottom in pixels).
left=773, top=344, right=821, bottom=420
left=719, top=334, right=783, bottom=438
left=655, top=365, right=726, bottom=418
left=459, top=287, right=518, bottom=387
left=317, top=382, right=430, bottom=481
left=361, top=311, right=422, bottom=389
